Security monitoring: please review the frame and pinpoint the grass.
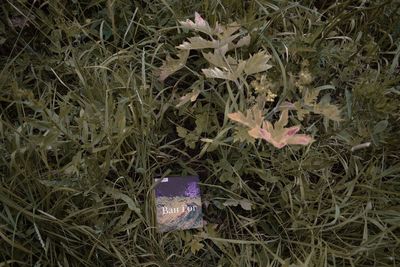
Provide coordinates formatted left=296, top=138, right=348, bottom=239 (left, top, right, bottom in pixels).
left=1, top=0, right=400, bottom=266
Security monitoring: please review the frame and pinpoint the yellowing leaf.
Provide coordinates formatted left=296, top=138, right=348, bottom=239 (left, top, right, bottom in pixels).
left=158, top=50, right=189, bottom=81
left=228, top=106, right=263, bottom=129
left=244, top=51, right=273, bottom=75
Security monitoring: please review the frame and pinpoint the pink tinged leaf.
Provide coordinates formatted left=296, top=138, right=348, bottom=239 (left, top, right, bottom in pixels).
left=194, top=12, right=207, bottom=27
left=179, top=12, right=213, bottom=35
left=286, top=134, right=315, bottom=145
left=257, top=127, right=286, bottom=148
left=262, top=121, right=273, bottom=133
left=257, top=127, right=272, bottom=141
left=228, top=112, right=248, bottom=126
left=214, top=22, right=223, bottom=34
left=247, top=127, right=261, bottom=139
left=228, top=106, right=264, bottom=128
left=284, top=126, right=300, bottom=137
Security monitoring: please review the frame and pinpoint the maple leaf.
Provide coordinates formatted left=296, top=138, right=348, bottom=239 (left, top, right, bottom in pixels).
left=158, top=50, right=189, bottom=81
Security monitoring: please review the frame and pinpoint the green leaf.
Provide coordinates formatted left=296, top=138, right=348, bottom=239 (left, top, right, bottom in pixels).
left=223, top=199, right=252, bottom=210
left=189, top=238, right=204, bottom=254
left=373, top=120, right=388, bottom=134
left=104, top=187, right=141, bottom=215
left=195, top=113, right=209, bottom=134
left=176, top=126, right=187, bottom=138
left=233, top=127, right=255, bottom=144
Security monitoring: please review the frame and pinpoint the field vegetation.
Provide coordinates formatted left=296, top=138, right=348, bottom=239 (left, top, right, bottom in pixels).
left=1, top=0, right=400, bottom=266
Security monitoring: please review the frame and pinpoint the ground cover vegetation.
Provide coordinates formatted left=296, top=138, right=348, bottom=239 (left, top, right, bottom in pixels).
left=1, top=0, right=400, bottom=266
